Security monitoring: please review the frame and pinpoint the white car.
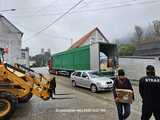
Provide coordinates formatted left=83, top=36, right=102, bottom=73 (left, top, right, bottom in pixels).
left=70, top=70, right=114, bottom=93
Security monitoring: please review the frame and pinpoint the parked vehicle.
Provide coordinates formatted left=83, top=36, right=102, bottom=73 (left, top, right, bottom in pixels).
left=70, top=70, right=114, bottom=92
left=48, top=42, right=118, bottom=76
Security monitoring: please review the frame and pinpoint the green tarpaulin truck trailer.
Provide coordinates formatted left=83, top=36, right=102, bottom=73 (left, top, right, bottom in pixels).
left=48, top=42, right=118, bottom=75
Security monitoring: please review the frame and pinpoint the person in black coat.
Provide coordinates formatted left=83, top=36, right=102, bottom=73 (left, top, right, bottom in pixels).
left=139, top=65, right=160, bottom=120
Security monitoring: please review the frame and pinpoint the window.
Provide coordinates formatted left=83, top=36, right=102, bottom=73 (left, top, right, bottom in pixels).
left=88, top=71, right=100, bottom=78
left=75, top=72, right=81, bottom=77
left=82, top=72, right=88, bottom=78
left=21, top=52, right=25, bottom=59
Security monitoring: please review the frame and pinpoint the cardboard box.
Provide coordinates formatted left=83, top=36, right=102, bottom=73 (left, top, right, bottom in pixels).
left=116, top=89, right=133, bottom=103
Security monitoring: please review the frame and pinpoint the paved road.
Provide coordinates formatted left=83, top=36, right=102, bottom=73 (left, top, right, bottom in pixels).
left=12, top=77, right=117, bottom=120
left=11, top=67, right=154, bottom=120
left=55, top=76, right=142, bottom=120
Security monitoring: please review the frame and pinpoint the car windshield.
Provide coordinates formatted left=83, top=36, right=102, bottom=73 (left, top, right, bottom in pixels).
left=88, top=71, right=102, bottom=78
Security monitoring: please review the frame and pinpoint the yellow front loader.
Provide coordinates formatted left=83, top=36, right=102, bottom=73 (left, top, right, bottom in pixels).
left=0, top=48, right=54, bottom=120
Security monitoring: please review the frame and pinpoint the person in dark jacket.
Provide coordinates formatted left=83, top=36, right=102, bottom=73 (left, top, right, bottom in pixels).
left=139, top=65, right=160, bottom=120
left=49, top=77, right=56, bottom=99
left=113, top=69, right=134, bottom=120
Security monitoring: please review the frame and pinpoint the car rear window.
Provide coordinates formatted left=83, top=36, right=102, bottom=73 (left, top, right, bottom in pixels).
left=88, top=72, right=100, bottom=78
left=75, top=72, right=81, bottom=77
left=82, top=72, right=88, bottom=78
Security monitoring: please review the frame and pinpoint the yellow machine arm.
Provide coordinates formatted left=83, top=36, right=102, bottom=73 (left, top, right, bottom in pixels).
left=0, top=63, right=53, bottom=100
left=0, top=48, right=55, bottom=120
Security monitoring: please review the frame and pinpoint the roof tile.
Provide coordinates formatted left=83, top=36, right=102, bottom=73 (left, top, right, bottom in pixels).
left=70, top=27, right=108, bottom=49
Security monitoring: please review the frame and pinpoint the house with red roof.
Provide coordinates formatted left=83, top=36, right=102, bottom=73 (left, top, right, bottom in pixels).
left=70, top=27, right=109, bottom=49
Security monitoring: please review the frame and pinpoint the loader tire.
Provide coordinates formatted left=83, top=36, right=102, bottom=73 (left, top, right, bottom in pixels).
left=0, top=92, right=17, bottom=120
left=18, top=93, right=32, bottom=103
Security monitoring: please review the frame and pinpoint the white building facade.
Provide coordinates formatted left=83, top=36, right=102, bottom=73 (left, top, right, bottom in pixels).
left=0, top=15, right=23, bottom=65
left=82, top=29, right=109, bottom=46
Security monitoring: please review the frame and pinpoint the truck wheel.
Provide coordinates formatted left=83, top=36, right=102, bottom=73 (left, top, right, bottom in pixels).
left=90, top=85, right=97, bottom=93
left=18, top=93, right=32, bottom=103
left=72, top=81, right=76, bottom=87
left=0, top=92, right=17, bottom=120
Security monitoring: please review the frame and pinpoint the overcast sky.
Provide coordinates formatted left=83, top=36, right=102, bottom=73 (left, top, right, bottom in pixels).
left=0, top=0, right=160, bottom=55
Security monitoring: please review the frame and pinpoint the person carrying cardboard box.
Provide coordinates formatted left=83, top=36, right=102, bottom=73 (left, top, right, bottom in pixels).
left=113, top=69, right=134, bottom=120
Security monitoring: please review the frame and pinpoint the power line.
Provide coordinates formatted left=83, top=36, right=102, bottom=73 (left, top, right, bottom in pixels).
left=97, top=0, right=159, bottom=10
left=88, top=0, right=139, bottom=7
left=6, top=0, right=85, bottom=15
left=23, top=0, right=85, bottom=42
left=3, top=0, right=126, bottom=16
left=6, top=0, right=91, bottom=17
left=7, top=0, right=160, bottom=18
left=12, top=21, right=71, bottom=48
left=10, top=0, right=58, bottom=16
left=11, top=0, right=79, bottom=11
left=12, top=21, right=69, bottom=40
left=6, top=0, right=159, bottom=43
left=3, top=0, right=123, bottom=16
left=74, top=0, right=160, bottom=13
left=14, top=0, right=58, bottom=20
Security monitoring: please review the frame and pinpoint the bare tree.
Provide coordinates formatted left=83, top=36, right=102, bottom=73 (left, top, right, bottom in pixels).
left=135, top=26, right=143, bottom=41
